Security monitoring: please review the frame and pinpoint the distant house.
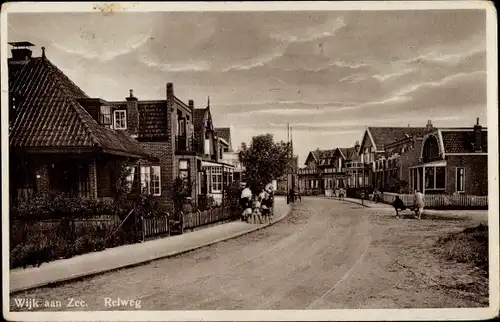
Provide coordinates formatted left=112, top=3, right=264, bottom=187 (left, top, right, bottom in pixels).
left=216, top=127, right=245, bottom=182
left=299, top=146, right=355, bottom=195
left=8, top=42, right=151, bottom=204
left=345, top=141, right=368, bottom=188
left=409, top=118, right=487, bottom=195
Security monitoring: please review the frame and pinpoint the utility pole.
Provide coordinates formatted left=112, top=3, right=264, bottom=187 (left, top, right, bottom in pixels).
left=287, top=123, right=290, bottom=204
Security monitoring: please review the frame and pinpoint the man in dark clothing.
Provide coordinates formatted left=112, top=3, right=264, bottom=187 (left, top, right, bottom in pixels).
left=392, top=195, right=406, bottom=218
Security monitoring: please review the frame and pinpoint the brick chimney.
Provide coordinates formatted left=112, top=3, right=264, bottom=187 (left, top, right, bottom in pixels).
left=126, top=89, right=139, bottom=136
left=425, top=119, right=434, bottom=131
left=9, top=41, right=35, bottom=64
left=188, top=100, right=194, bottom=112
left=474, top=117, right=482, bottom=152
left=354, top=140, right=360, bottom=152
left=166, top=83, right=174, bottom=137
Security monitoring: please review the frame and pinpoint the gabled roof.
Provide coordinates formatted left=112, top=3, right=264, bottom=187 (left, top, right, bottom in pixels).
left=8, top=56, right=148, bottom=158
left=367, top=127, right=426, bottom=151
left=215, top=127, right=232, bottom=151
left=193, top=108, right=208, bottom=132
left=440, top=129, right=488, bottom=153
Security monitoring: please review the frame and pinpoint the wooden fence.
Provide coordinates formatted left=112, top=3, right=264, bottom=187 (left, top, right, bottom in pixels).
left=182, top=206, right=233, bottom=230
left=141, top=215, right=170, bottom=239
left=380, top=192, right=488, bottom=209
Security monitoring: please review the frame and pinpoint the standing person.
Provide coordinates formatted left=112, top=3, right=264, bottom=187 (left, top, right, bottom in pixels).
left=392, top=195, right=406, bottom=218
left=240, top=184, right=253, bottom=222
left=339, top=187, right=345, bottom=201
left=413, top=190, right=425, bottom=220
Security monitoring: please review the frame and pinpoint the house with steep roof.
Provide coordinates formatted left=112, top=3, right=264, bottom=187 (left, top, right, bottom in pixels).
left=8, top=42, right=152, bottom=204
left=358, top=125, right=426, bottom=190
left=408, top=118, right=487, bottom=195
left=299, top=144, right=361, bottom=195
left=110, top=88, right=234, bottom=209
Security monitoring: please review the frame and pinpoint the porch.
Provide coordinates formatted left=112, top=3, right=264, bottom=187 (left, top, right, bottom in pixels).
left=409, top=160, right=447, bottom=195
left=10, top=152, right=141, bottom=204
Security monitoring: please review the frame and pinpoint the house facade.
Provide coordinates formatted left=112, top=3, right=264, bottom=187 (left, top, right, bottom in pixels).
left=216, top=127, right=245, bottom=183
left=298, top=146, right=358, bottom=195
left=358, top=126, right=426, bottom=190
left=408, top=118, right=487, bottom=196
left=8, top=43, right=151, bottom=205
left=110, top=86, right=234, bottom=210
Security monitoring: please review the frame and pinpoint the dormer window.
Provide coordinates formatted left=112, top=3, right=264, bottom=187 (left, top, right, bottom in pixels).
left=114, top=110, right=127, bottom=130
left=100, top=105, right=112, bottom=126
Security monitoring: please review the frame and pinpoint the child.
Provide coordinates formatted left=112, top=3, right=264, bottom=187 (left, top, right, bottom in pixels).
left=252, top=197, right=264, bottom=224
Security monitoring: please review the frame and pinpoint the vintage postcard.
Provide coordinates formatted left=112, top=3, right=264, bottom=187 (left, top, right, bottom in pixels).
left=1, top=1, right=498, bottom=321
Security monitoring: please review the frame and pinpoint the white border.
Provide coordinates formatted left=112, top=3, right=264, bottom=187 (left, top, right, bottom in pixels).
left=1, top=1, right=499, bottom=321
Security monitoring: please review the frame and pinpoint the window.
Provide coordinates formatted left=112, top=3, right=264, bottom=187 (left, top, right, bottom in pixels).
left=139, top=166, right=161, bottom=196
left=456, top=167, right=465, bottom=192
left=100, top=105, right=112, bottom=125
left=364, top=176, right=369, bottom=186
left=125, top=166, right=137, bottom=192
left=179, top=160, right=190, bottom=183
left=211, top=167, right=222, bottom=192
left=425, top=167, right=435, bottom=189
left=315, top=180, right=319, bottom=188
left=436, top=167, right=445, bottom=189
left=114, top=110, right=127, bottom=130
left=140, top=166, right=151, bottom=194
left=310, top=180, right=314, bottom=189
left=151, top=166, right=161, bottom=196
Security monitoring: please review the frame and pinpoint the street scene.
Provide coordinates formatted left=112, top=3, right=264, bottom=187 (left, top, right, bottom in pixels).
left=9, top=198, right=488, bottom=310
left=3, top=3, right=497, bottom=320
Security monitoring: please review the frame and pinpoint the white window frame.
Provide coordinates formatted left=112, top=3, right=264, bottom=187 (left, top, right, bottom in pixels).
left=455, top=167, right=465, bottom=193
left=151, top=166, right=161, bottom=196
left=140, top=166, right=151, bottom=195
left=114, top=110, right=127, bottom=130
left=211, top=167, right=222, bottom=192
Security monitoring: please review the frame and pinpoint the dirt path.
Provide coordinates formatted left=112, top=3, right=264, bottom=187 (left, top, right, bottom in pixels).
left=10, top=198, right=488, bottom=311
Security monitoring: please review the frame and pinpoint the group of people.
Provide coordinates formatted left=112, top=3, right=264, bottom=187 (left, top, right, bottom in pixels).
left=240, top=183, right=275, bottom=224
left=392, top=190, right=425, bottom=220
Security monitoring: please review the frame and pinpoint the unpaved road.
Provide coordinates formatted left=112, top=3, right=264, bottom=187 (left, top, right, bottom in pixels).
left=10, top=198, right=488, bottom=310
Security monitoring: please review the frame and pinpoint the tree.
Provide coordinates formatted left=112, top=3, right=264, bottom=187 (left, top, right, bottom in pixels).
left=238, top=134, right=292, bottom=190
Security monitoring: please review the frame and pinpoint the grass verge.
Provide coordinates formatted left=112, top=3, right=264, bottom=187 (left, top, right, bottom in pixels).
left=436, top=223, right=488, bottom=274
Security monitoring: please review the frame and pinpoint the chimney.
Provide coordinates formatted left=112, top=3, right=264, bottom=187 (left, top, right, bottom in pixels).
left=355, top=140, right=360, bottom=152
left=474, top=117, right=482, bottom=152
left=125, top=89, right=139, bottom=136
left=188, top=100, right=194, bottom=112
left=9, top=41, right=35, bottom=63
left=426, top=119, right=434, bottom=131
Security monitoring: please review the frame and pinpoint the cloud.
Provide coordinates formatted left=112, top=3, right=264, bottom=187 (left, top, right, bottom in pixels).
left=50, top=28, right=153, bottom=61
left=270, top=17, right=346, bottom=43
left=372, top=68, right=417, bottom=82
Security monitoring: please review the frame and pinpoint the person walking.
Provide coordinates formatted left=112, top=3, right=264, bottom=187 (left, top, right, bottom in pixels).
left=392, top=195, right=406, bottom=218
left=413, top=190, right=425, bottom=220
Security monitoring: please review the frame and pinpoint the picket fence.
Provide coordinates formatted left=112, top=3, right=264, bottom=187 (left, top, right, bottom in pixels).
left=380, top=192, right=488, bottom=209
left=183, top=207, right=232, bottom=230
left=142, top=215, right=170, bottom=239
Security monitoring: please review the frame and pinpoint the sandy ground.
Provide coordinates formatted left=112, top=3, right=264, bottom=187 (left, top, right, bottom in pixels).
left=9, top=198, right=488, bottom=311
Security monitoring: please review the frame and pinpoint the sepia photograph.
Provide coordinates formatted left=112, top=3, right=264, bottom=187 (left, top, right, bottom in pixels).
left=1, top=1, right=498, bottom=321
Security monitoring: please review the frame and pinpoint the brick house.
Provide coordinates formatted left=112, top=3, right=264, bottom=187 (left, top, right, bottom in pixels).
left=408, top=118, right=488, bottom=195
left=8, top=42, right=151, bottom=204
left=298, top=147, right=354, bottom=195
left=110, top=89, right=234, bottom=210
left=358, top=126, right=426, bottom=190
left=345, top=141, right=370, bottom=188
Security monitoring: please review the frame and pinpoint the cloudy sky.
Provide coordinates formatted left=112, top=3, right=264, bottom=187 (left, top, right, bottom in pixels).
left=8, top=9, right=487, bottom=163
